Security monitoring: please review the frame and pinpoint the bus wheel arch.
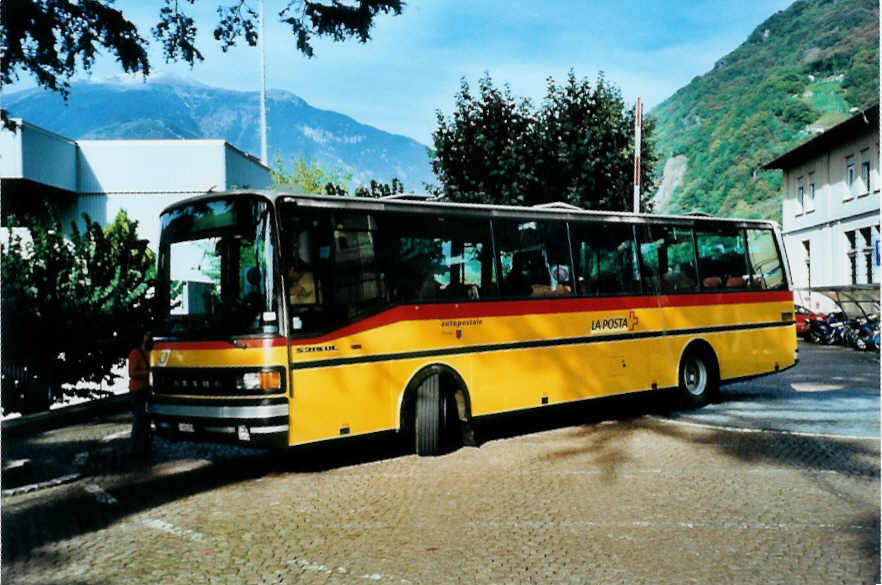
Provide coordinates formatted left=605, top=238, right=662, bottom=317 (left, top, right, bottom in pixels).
left=677, top=339, right=720, bottom=408
left=399, top=363, right=473, bottom=456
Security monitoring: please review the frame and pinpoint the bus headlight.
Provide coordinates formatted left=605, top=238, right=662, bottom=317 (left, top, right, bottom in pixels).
left=240, top=370, right=282, bottom=391
left=241, top=372, right=261, bottom=390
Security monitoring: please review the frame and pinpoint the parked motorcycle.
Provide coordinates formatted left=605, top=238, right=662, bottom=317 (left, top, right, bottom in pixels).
left=837, top=313, right=879, bottom=351
left=823, top=312, right=847, bottom=345
left=804, top=313, right=831, bottom=344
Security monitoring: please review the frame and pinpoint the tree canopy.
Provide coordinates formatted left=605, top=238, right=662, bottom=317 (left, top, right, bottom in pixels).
left=1, top=0, right=403, bottom=98
left=270, top=153, right=404, bottom=197
left=1, top=206, right=154, bottom=411
left=431, top=72, right=657, bottom=212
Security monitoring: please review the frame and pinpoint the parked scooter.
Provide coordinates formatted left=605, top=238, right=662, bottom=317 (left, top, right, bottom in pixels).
left=823, top=312, right=847, bottom=345
left=849, top=315, right=879, bottom=351
left=804, top=313, right=831, bottom=344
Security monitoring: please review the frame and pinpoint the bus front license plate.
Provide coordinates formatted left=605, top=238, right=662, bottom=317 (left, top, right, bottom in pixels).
left=178, top=423, right=195, bottom=433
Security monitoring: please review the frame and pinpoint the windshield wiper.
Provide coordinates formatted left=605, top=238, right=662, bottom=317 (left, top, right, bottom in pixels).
left=227, top=337, right=248, bottom=350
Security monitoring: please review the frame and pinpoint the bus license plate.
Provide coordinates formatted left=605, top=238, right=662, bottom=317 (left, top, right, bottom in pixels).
left=178, top=422, right=195, bottom=433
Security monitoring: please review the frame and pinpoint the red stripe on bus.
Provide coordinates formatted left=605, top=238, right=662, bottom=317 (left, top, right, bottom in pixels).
left=154, top=337, right=288, bottom=351
left=152, top=291, right=791, bottom=350
left=291, top=289, right=792, bottom=345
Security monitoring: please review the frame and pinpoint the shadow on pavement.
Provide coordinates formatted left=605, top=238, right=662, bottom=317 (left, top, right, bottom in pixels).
left=1, top=448, right=273, bottom=563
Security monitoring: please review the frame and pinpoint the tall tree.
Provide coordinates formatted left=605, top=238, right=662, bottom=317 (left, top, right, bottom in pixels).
left=1, top=206, right=154, bottom=412
left=270, top=154, right=352, bottom=194
left=1, top=0, right=402, bottom=98
left=432, top=75, right=536, bottom=205
left=431, top=72, right=657, bottom=211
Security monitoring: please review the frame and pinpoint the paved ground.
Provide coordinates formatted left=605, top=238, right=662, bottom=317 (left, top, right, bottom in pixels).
left=2, top=342, right=879, bottom=585
left=667, top=341, right=880, bottom=438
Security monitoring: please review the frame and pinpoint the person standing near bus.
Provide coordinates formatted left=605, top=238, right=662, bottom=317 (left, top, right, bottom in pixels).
left=128, top=331, right=152, bottom=457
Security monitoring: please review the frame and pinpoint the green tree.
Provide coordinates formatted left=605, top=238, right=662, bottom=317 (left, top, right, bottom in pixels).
left=271, top=154, right=352, bottom=194
left=431, top=72, right=657, bottom=211
left=354, top=178, right=405, bottom=198
left=535, top=72, right=657, bottom=211
left=1, top=206, right=154, bottom=412
left=271, top=154, right=406, bottom=197
left=1, top=0, right=402, bottom=99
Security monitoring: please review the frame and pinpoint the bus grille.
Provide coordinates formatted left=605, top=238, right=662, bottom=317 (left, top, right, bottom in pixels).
left=152, top=367, right=285, bottom=397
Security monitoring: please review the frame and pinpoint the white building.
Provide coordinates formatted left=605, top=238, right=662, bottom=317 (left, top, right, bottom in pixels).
left=0, top=119, right=271, bottom=251
left=763, top=104, right=880, bottom=313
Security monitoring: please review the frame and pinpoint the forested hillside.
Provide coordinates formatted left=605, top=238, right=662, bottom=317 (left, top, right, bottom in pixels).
left=651, top=0, right=878, bottom=220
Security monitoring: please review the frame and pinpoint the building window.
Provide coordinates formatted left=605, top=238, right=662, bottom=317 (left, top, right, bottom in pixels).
left=860, top=148, right=871, bottom=194
left=845, top=155, right=856, bottom=199
left=802, top=240, right=811, bottom=289
left=860, top=227, right=873, bottom=284
left=846, top=230, right=857, bottom=284
left=873, top=226, right=880, bottom=284
left=806, top=172, right=816, bottom=212
left=796, top=176, right=805, bottom=214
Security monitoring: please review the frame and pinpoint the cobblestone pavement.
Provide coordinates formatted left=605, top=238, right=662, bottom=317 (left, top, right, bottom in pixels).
left=667, top=341, right=880, bottom=437
left=2, top=345, right=880, bottom=585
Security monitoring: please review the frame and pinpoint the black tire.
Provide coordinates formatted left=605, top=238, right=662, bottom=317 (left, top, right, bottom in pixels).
left=678, top=349, right=717, bottom=408
left=807, top=330, right=821, bottom=344
left=415, top=374, right=443, bottom=456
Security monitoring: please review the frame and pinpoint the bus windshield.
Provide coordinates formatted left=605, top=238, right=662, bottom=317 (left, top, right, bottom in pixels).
left=157, top=197, right=279, bottom=338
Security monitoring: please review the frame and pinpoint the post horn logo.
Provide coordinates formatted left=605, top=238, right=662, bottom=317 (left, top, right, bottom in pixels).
left=628, top=310, right=639, bottom=331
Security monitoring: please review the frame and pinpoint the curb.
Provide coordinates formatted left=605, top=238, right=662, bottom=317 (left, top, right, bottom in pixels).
left=1, top=395, right=130, bottom=438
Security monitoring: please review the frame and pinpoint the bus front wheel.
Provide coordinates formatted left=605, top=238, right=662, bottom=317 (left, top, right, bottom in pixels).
left=415, top=373, right=450, bottom=456
left=678, top=348, right=718, bottom=408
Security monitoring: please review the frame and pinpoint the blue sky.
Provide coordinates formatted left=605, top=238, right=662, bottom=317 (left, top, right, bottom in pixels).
left=6, top=0, right=795, bottom=145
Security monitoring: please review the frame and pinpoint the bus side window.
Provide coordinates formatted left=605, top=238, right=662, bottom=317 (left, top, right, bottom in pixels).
left=746, top=229, right=785, bottom=289
left=695, top=225, right=750, bottom=291
left=376, top=213, right=496, bottom=303
left=495, top=220, right=572, bottom=298
left=571, top=223, right=640, bottom=296
left=278, top=204, right=334, bottom=334
left=638, top=225, right=698, bottom=294
left=332, top=212, right=384, bottom=318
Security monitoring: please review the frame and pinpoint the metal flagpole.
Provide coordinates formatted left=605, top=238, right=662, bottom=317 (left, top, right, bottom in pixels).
left=258, top=0, right=268, bottom=165
left=633, top=97, right=642, bottom=214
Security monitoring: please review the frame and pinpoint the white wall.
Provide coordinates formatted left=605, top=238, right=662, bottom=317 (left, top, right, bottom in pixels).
left=0, top=121, right=77, bottom=191
left=224, top=145, right=273, bottom=191
left=76, top=139, right=229, bottom=193
left=67, top=140, right=270, bottom=251
left=3, top=123, right=272, bottom=252
left=781, top=125, right=880, bottom=296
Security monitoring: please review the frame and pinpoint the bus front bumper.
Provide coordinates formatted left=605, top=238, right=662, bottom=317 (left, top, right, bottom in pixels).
left=147, top=397, right=289, bottom=449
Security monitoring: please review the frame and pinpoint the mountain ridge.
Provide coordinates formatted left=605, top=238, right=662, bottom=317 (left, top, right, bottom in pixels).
left=3, top=76, right=435, bottom=190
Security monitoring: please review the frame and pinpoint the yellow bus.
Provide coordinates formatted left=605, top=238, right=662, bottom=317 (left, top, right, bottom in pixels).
left=148, top=192, right=797, bottom=455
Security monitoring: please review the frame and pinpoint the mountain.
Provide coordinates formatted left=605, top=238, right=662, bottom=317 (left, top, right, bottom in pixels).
left=651, top=0, right=878, bottom=220
left=2, top=75, right=435, bottom=190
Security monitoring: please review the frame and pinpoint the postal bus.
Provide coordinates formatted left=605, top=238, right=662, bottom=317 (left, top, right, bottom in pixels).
left=148, top=192, right=797, bottom=455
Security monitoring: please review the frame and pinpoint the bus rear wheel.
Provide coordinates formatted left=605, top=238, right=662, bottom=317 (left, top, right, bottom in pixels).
left=414, top=373, right=457, bottom=456
left=678, top=348, right=717, bottom=408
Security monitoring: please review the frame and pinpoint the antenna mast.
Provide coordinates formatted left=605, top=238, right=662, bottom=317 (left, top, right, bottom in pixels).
left=258, top=0, right=268, bottom=164
left=633, top=96, right=642, bottom=213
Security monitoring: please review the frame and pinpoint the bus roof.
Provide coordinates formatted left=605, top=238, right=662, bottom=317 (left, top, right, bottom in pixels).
left=160, top=190, right=780, bottom=229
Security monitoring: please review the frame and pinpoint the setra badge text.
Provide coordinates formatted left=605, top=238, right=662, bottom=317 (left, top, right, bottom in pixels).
left=296, top=344, right=338, bottom=354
